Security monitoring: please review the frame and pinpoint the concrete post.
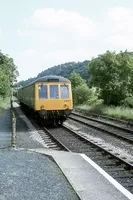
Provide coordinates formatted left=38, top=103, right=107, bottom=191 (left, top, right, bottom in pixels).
left=12, top=115, right=16, bottom=148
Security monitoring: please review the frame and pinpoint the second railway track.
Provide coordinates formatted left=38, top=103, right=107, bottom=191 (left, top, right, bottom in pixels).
left=73, top=109, right=133, bottom=128
left=69, top=112, right=133, bottom=144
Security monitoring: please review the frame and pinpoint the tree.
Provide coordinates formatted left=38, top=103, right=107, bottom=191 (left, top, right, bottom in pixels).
left=0, top=51, right=19, bottom=98
left=74, top=84, right=91, bottom=105
left=0, top=70, right=10, bottom=98
left=88, top=51, right=133, bottom=105
left=69, top=72, right=85, bottom=89
left=68, top=73, right=89, bottom=105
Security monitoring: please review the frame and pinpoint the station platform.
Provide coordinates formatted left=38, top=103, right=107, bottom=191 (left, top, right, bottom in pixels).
left=30, top=148, right=133, bottom=200
left=0, top=148, right=132, bottom=200
left=0, top=102, right=133, bottom=199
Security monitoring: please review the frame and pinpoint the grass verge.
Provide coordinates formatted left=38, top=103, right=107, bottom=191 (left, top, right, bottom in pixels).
left=0, top=97, right=10, bottom=116
left=74, top=103, right=133, bottom=121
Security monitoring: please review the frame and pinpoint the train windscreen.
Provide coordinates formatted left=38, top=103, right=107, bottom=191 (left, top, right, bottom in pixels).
left=50, top=85, right=59, bottom=99
left=38, top=85, right=48, bottom=99
left=60, top=85, right=69, bottom=99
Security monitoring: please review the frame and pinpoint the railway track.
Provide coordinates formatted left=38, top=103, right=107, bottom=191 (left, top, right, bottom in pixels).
left=42, top=126, right=70, bottom=151
left=34, top=124, right=71, bottom=151
left=16, top=106, right=69, bottom=151
left=19, top=106, right=133, bottom=193
left=45, top=124, right=133, bottom=193
left=73, top=110, right=133, bottom=128
left=69, top=112, right=133, bottom=144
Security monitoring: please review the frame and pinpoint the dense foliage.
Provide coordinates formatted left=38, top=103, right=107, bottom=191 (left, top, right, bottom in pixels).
left=69, top=72, right=97, bottom=105
left=73, top=84, right=91, bottom=105
left=17, top=60, right=89, bottom=87
left=0, top=51, right=18, bottom=98
left=69, top=73, right=85, bottom=88
left=89, top=51, right=133, bottom=105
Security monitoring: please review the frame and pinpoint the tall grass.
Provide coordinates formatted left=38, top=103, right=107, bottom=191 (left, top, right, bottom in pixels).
left=0, top=97, right=10, bottom=116
left=75, top=103, right=133, bottom=121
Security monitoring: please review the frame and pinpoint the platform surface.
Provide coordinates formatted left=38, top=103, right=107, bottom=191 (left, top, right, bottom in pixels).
left=0, top=149, right=80, bottom=200
left=31, top=148, right=133, bottom=200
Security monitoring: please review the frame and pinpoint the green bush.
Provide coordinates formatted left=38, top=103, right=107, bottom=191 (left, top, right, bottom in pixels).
left=73, top=84, right=100, bottom=105
left=74, top=84, right=90, bottom=105
left=75, top=103, right=133, bottom=120
left=86, top=87, right=101, bottom=105
left=69, top=72, right=85, bottom=89
left=122, top=97, right=133, bottom=108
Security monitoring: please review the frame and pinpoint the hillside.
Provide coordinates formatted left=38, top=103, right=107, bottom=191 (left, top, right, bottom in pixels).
left=17, top=60, right=89, bottom=87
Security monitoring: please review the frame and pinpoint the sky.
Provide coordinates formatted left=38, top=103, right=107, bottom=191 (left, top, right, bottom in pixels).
left=0, top=0, right=133, bottom=81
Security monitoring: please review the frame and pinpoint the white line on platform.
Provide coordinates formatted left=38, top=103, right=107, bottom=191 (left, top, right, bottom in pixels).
left=80, top=154, right=133, bottom=200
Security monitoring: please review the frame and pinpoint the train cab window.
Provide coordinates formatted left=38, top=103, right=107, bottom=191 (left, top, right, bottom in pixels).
left=38, top=85, right=47, bottom=99
left=50, top=85, right=58, bottom=99
left=60, top=85, right=69, bottom=99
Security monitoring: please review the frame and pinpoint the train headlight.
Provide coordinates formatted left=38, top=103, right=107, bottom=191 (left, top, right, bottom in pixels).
left=40, top=105, right=45, bottom=110
left=63, top=104, right=68, bottom=109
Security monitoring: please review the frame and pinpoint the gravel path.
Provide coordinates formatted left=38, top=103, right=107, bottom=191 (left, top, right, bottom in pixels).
left=0, top=149, right=79, bottom=200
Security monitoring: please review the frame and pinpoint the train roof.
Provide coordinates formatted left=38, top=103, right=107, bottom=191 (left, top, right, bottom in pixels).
left=20, top=75, right=70, bottom=89
left=35, top=75, right=70, bottom=83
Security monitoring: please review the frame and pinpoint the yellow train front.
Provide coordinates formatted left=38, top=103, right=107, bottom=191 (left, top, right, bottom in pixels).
left=17, top=75, right=73, bottom=125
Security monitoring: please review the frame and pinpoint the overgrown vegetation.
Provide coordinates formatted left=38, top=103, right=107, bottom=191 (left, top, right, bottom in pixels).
left=75, top=104, right=133, bottom=121
left=0, top=97, right=10, bottom=114
left=69, top=72, right=97, bottom=105
left=0, top=50, right=18, bottom=102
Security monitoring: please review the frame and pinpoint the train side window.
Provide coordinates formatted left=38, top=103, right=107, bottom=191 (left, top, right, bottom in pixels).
left=50, top=85, right=58, bottom=99
left=60, top=85, right=69, bottom=99
left=38, top=85, right=47, bottom=99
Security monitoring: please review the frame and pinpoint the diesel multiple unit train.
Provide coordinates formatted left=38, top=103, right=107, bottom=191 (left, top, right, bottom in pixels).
left=17, top=75, right=73, bottom=125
